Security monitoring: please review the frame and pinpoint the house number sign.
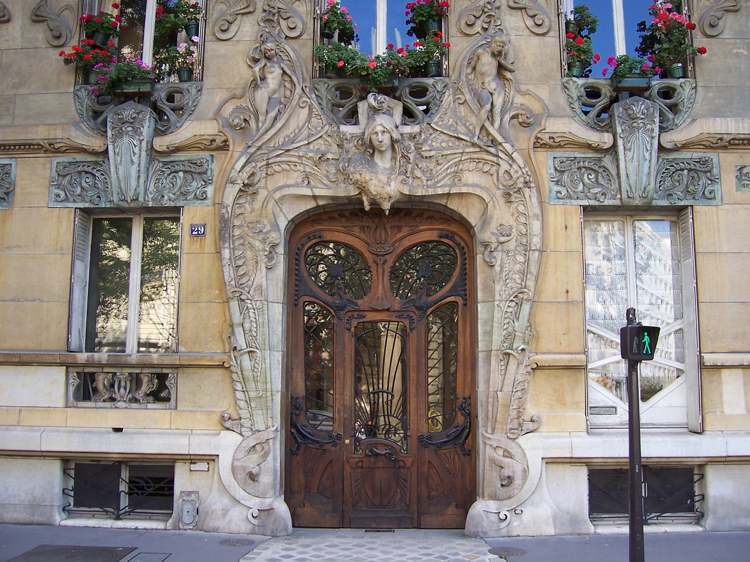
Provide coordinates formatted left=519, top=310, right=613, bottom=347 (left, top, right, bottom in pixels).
left=190, top=224, right=207, bottom=237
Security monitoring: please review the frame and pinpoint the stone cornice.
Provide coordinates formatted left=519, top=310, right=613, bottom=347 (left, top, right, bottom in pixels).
left=661, top=117, right=750, bottom=150
left=0, top=124, right=106, bottom=155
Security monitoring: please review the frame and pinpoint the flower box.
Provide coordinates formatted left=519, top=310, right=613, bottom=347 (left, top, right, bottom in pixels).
left=114, top=79, right=155, bottom=97
left=612, top=75, right=652, bottom=93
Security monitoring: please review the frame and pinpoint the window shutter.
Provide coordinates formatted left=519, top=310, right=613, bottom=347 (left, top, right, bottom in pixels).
left=68, top=210, right=92, bottom=352
left=679, top=207, right=702, bottom=433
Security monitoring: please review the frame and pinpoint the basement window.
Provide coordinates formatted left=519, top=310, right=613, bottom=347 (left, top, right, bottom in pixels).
left=63, top=461, right=174, bottom=519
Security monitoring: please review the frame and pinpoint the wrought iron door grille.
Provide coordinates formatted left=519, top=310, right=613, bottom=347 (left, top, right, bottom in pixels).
left=63, top=462, right=174, bottom=519
left=589, top=467, right=703, bottom=522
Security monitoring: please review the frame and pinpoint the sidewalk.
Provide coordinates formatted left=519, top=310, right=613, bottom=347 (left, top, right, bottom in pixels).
left=2, top=523, right=750, bottom=561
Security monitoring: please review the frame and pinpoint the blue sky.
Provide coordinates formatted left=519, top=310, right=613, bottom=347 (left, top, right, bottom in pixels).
left=343, top=0, right=656, bottom=74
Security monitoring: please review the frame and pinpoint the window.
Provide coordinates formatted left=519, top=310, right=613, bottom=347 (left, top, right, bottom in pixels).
left=69, top=212, right=181, bottom=354
left=583, top=210, right=701, bottom=430
left=562, top=0, right=689, bottom=77
left=589, top=466, right=703, bottom=523
left=63, top=461, right=174, bottom=519
left=91, top=0, right=205, bottom=77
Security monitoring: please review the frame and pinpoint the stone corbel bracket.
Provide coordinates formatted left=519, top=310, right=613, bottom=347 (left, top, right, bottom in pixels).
left=74, top=82, right=204, bottom=137
left=0, top=2, right=10, bottom=23
left=31, top=0, right=76, bottom=47
left=48, top=153, right=215, bottom=208
left=0, top=158, right=17, bottom=209
left=548, top=150, right=721, bottom=206
left=563, top=78, right=696, bottom=134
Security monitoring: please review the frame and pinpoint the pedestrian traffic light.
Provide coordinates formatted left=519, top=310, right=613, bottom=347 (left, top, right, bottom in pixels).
left=620, top=325, right=660, bottom=361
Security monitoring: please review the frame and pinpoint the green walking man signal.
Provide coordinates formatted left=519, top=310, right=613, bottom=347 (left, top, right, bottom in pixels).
left=620, top=324, right=660, bottom=361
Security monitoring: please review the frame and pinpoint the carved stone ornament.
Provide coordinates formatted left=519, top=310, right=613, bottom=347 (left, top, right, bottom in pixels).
left=563, top=78, right=696, bottom=133
left=214, top=2, right=543, bottom=537
left=67, top=369, right=176, bottom=409
left=31, top=0, right=76, bottom=47
left=698, top=0, right=740, bottom=37
left=0, top=2, right=10, bottom=23
left=108, top=102, right=156, bottom=204
left=74, top=82, right=204, bottom=137
left=506, top=0, right=551, bottom=35
left=548, top=150, right=721, bottom=206
left=49, top=154, right=214, bottom=208
left=736, top=165, right=750, bottom=192
left=213, top=0, right=257, bottom=40
left=613, top=97, right=660, bottom=206
left=0, top=158, right=16, bottom=209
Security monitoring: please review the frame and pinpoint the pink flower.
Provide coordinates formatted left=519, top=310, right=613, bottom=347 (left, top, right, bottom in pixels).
left=602, top=68, right=609, bottom=77
left=607, top=55, right=617, bottom=66
left=326, top=0, right=334, bottom=5
left=642, top=63, right=651, bottom=70
left=341, top=6, right=348, bottom=12
left=337, top=60, right=344, bottom=67
left=322, top=14, right=328, bottom=20
left=654, top=66, right=661, bottom=74
left=368, top=60, right=377, bottom=68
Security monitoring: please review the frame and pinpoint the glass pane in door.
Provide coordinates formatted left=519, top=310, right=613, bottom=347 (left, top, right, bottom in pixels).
left=353, top=321, right=408, bottom=452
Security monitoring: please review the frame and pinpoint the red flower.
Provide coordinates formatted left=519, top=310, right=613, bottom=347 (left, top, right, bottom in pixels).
left=387, top=43, right=394, bottom=49
left=95, top=17, right=103, bottom=23
left=413, top=40, right=421, bottom=47
left=566, top=32, right=575, bottom=39
left=85, top=39, right=94, bottom=45
left=83, top=54, right=92, bottom=61
left=108, top=41, right=116, bottom=47
left=111, top=2, right=119, bottom=8
left=592, top=53, right=600, bottom=63
left=66, top=53, right=75, bottom=59
left=110, top=21, right=118, bottom=27
left=115, top=15, right=122, bottom=22
left=648, top=54, right=655, bottom=62
left=386, top=61, right=393, bottom=67
left=396, top=47, right=404, bottom=54
left=696, top=46, right=707, bottom=55
left=156, top=6, right=164, bottom=14
left=58, top=50, right=65, bottom=56
left=687, top=22, right=696, bottom=30
left=574, top=36, right=584, bottom=45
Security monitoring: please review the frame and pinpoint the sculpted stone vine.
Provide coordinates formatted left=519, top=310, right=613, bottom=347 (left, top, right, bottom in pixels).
left=698, top=0, right=740, bottom=37
left=0, top=159, right=16, bottom=209
left=0, top=2, right=10, bottom=23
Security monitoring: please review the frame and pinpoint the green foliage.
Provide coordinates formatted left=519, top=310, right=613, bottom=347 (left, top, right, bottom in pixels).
left=635, top=0, right=705, bottom=75
left=608, top=54, right=654, bottom=80
left=320, top=0, right=358, bottom=45
left=567, top=4, right=598, bottom=37
left=405, top=0, right=450, bottom=38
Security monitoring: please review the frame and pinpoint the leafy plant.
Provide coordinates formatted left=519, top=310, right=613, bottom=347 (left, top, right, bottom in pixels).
left=635, top=0, right=706, bottom=75
left=566, top=4, right=598, bottom=37
left=58, top=39, right=117, bottom=72
left=91, top=55, right=155, bottom=97
left=565, top=35, right=600, bottom=77
left=601, top=54, right=655, bottom=80
left=405, top=0, right=450, bottom=37
left=156, top=42, right=198, bottom=74
left=79, top=3, right=124, bottom=38
left=320, top=0, right=358, bottom=45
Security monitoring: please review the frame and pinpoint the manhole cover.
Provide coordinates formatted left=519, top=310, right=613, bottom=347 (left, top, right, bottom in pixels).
left=489, top=547, right=526, bottom=557
left=219, top=538, right=256, bottom=547
left=8, top=545, right=136, bottom=562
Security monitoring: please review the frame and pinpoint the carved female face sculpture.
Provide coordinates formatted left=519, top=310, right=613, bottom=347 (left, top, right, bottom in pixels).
left=363, top=113, right=401, bottom=170
left=370, top=124, right=392, bottom=154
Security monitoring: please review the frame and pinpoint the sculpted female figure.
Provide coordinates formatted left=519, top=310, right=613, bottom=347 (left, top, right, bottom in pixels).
left=251, top=42, right=292, bottom=140
left=343, top=107, right=403, bottom=213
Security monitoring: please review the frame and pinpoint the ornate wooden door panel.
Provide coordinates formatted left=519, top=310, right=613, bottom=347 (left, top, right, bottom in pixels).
left=286, top=209, right=475, bottom=529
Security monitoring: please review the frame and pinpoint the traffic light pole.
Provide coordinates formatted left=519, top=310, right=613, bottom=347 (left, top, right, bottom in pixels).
left=626, top=308, right=645, bottom=562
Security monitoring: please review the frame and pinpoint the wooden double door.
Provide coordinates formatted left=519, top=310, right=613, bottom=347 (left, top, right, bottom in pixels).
left=286, top=209, right=475, bottom=529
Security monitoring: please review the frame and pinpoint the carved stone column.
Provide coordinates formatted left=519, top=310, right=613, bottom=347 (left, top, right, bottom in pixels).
left=107, top=102, right=157, bottom=205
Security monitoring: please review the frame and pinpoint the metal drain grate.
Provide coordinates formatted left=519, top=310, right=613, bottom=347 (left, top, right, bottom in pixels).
left=489, top=547, right=526, bottom=557
left=364, top=529, right=395, bottom=533
left=7, top=545, right=136, bottom=562
left=219, top=538, right=256, bottom=547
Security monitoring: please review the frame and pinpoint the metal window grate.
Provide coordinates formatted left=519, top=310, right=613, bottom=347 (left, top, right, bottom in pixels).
left=589, top=466, right=703, bottom=522
left=63, top=461, right=174, bottom=519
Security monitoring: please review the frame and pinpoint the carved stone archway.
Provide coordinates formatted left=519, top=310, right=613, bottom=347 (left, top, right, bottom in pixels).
left=213, top=1, right=545, bottom=536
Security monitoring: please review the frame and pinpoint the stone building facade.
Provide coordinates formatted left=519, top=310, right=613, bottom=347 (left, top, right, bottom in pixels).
left=1, top=0, right=749, bottom=537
